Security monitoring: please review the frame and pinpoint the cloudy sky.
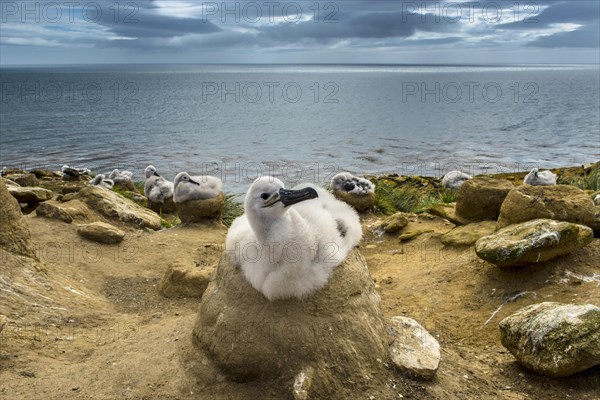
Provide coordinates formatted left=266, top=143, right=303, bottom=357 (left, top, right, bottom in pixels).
left=1, top=0, right=598, bottom=64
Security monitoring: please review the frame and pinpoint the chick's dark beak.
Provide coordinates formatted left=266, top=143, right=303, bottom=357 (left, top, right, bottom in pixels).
left=278, top=187, right=318, bottom=207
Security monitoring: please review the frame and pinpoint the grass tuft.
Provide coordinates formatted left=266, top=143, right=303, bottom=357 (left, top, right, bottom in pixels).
left=222, top=193, right=245, bottom=227
left=160, top=209, right=180, bottom=229
left=558, top=166, right=599, bottom=191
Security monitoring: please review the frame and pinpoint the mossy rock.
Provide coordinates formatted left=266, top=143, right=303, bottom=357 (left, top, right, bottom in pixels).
left=500, top=302, right=600, bottom=377
left=475, top=219, right=593, bottom=266
left=77, top=185, right=161, bottom=230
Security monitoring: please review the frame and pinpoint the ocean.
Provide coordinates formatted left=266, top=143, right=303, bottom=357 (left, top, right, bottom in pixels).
left=1, top=64, right=598, bottom=193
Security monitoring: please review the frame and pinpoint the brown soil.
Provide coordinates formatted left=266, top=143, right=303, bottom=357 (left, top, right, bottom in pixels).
left=1, top=202, right=599, bottom=399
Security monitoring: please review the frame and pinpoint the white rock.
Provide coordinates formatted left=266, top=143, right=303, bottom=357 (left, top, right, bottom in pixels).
left=388, top=316, right=441, bottom=380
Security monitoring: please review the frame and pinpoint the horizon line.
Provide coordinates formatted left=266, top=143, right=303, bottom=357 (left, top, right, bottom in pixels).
left=2, top=62, right=599, bottom=67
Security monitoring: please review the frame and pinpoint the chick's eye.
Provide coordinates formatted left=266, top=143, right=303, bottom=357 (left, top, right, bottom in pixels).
left=260, top=193, right=269, bottom=200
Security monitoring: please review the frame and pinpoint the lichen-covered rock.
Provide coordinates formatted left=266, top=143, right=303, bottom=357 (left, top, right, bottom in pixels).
left=158, top=261, right=213, bottom=298
left=176, top=192, right=225, bottom=223
left=333, top=189, right=375, bottom=212
left=498, top=185, right=598, bottom=230
left=455, top=177, right=514, bottom=222
left=192, top=249, right=390, bottom=398
left=36, top=200, right=96, bottom=224
left=499, top=302, right=600, bottom=377
left=7, top=173, right=39, bottom=187
left=0, top=181, right=35, bottom=258
left=388, top=316, right=441, bottom=380
left=475, top=219, right=593, bottom=267
left=76, top=185, right=161, bottom=230
left=77, top=222, right=125, bottom=244
left=7, top=186, right=53, bottom=205
left=441, top=221, right=497, bottom=247
left=379, top=212, right=409, bottom=233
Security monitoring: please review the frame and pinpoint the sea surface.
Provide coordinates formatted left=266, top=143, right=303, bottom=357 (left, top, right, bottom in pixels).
left=1, top=64, right=599, bottom=193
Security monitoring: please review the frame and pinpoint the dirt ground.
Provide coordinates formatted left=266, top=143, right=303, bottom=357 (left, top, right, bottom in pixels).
left=1, top=206, right=599, bottom=399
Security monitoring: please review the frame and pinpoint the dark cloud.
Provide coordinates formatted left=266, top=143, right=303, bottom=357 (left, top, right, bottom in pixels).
left=94, top=3, right=220, bottom=38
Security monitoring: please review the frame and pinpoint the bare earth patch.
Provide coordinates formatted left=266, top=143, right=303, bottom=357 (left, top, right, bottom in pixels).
left=1, top=207, right=599, bottom=399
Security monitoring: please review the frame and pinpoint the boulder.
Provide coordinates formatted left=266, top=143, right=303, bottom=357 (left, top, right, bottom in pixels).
left=441, top=221, right=497, bottom=247
left=0, top=181, right=35, bottom=258
left=176, top=193, right=225, bottom=223
left=148, top=197, right=177, bottom=214
left=455, top=177, right=514, bottom=222
left=475, top=219, right=593, bottom=267
left=36, top=200, right=96, bottom=224
left=388, top=316, right=441, bottom=380
left=158, top=262, right=214, bottom=298
left=499, top=302, right=600, bottom=377
left=379, top=212, right=409, bottom=233
left=76, top=185, right=161, bottom=230
left=7, top=173, right=38, bottom=187
left=498, top=184, right=599, bottom=230
left=192, top=249, right=390, bottom=398
left=333, top=189, right=375, bottom=212
left=8, top=186, right=53, bottom=205
left=77, top=222, right=125, bottom=244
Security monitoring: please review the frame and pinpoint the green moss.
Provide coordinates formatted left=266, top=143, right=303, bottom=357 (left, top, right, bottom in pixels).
left=112, top=185, right=146, bottom=207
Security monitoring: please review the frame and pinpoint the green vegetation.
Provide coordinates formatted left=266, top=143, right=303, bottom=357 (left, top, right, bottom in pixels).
left=160, top=214, right=181, bottom=229
left=133, top=181, right=145, bottom=194
left=222, top=193, right=245, bottom=227
left=558, top=166, right=599, bottom=191
left=112, top=185, right=146, bottom=207
left=373, top=176, right=459, bottom=215
left=374, top=184, right=422, bottom=214
left=440, top=189, right=458, bottom=204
